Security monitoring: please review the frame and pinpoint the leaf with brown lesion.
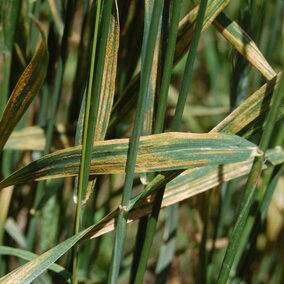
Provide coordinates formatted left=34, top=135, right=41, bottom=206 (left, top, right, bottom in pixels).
left=0, top=20, right=49, bottom=152
left=214, top=12, right=276, bottom=80
left=80, top=8, right=120, bottom=202
left=2, top=144, right=282, bottom=284
left=212, top=73, right=283, bottom=136
left=0, top=132, right=260, bottom=189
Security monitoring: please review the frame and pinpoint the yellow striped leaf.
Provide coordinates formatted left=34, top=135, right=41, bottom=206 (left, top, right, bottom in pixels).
left=214, top=13, right=276, bottom=80
left=0, top=132, right=259, bottom=189
left=0, top=22, right=48, bottom=151
left=1, top=146, right=281, bottom=284
left=212, top=73, right=283, bottom=136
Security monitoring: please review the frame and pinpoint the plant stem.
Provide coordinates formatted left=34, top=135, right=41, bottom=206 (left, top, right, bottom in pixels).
left=217, top=73, right=284, bottom=283
left=133, top=0, right=208, bottom=282
left=72, top=0, right=108, bottom=282
left=107, top=2, right=164, bottom=283
left=235, top=120, right=284, bottom=277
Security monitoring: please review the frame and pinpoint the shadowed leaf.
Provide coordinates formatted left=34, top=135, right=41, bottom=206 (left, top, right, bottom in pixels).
left=214, top=13, right=276, bottom=80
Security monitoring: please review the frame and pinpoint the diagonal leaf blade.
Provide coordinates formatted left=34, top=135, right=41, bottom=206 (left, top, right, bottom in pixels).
left=212, top=73, right=282, bottom=136
left=214, top=13, right=276, bottom=80
left=0, top=22, right=48, bottom=151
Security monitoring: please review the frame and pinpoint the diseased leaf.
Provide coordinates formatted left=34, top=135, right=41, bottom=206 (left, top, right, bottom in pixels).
left=1, top=146, right=281, bottom=284
left=4, top=124, right=75, bottom=151
left=0, top=22, right=48, bottom=151
left=212, top=73, right=283, bottom=137
left=0, top=246, right=71, bottom=282
left=82, top=147, right=284, bottom=240
left=214, top=13, right=276, bottom=80
left=0, top=132, right=259, bottom=189
left=94, top=12, right=119, bottom=142
left=0, top=227, right=93, bottom=284
left=86, top=10, right=120, bottom=201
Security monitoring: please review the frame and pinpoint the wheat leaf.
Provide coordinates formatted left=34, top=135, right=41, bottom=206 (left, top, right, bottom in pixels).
left=0, top=133, right=259, bottom=189
left=0, top=21, right=48, bottom=151
left=214, top=13, right=276, bottom=80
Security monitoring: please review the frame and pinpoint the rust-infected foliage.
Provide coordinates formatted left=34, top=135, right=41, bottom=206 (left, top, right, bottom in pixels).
left=0, top=40, right=48, bottom=151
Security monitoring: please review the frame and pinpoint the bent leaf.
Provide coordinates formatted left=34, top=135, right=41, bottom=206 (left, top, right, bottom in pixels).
left=0, top=22, right=48, bottom=151
left=214, top=13, right=276, bottom=80
left=0, top=132, right=259, bottom=189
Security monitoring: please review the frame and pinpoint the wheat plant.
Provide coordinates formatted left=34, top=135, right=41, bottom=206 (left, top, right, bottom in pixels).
left=0, top=0, right=283, bottom=283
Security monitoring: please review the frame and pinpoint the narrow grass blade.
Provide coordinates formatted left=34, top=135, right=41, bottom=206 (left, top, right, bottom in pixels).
left=0, top=20, right=48, bottom=151
left=235, top=151, right=284, bottom=277
left=1, top=0, right=20, bottom=53
left=135, top=0, right=210, bottom=281
left=0, top=187, right=13, bottom=244
left=108, top=2, right=164, bottom=282
left=74, top=8, right=119, bottom=203
left=0, top=246, right=71, bottom=282
left=131, top=1, right=180, bottom=280
left=47, top=0, right=64, bottom=36
left=0, top=225, right=95, bottom=284
left=141, top=0, right=160, bottom=137
left=214, top=13, right=276, bottom=80
left=217, top=69, right=284, bottom=283
left=72, top=0, right=112, bottom=281
left=0, top=0, right=20, bottom=115
left=212, top=73, right=282, bottom=137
